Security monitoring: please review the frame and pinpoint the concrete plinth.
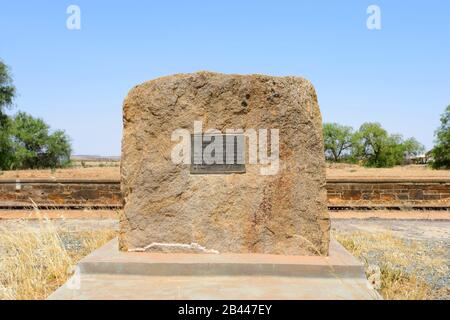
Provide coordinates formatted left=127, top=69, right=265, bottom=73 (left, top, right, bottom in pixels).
left=48, top=239, right=381, bottom=300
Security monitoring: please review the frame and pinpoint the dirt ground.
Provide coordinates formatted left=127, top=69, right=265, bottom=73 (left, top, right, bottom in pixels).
left=0, top=209, right=448, bottom=220
left=0, top=166, right=120, bottom=180
left=0, top=217, right=119, bottom=233
left=0, top=210, right=119, bottom=220
left=327, top=163, right=450, bottom=179
left=1, top=163, right=449, bottom=180
left=330, top=210, right=450, bottom=220
left=332, top=219, right=450, bottom=242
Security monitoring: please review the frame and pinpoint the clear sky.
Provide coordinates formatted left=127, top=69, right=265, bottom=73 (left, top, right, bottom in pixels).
left=1, top=0, right=449, bottom=156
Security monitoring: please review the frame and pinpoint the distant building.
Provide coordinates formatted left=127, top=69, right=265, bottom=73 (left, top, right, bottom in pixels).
left=405, top=152, right=432, bottom=165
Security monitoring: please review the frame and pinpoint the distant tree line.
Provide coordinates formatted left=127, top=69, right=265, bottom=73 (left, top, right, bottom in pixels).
left=324, top=105, right=450, bottom=169
left=0, top=60, right=71, bottom=170
left=323, top=122, right=425, bottom=167
left=430, top=105, right=450, bottom=169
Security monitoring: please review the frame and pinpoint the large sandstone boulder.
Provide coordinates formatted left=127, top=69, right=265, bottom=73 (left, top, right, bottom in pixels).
left=120, top=72, right=330, bottom=256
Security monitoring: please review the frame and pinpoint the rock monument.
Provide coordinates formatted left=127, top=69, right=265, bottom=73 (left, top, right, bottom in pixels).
left=120, top=71, right=330, bottom=256
left=49, top=72, right=379, bottom=300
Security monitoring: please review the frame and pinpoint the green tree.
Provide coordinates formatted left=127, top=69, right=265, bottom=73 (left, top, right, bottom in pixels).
left=0, top=59, right=72, bottom=170
left=352, top=123, right=389, bottom=167
left=0, top=60, right=16, bottom=169
left=402, top=137, right=425, bottom=158
left=8, top=112, right=72, bottom=169
left=323, top=123, right=354, bottom=162
left=353, top=123, right=424, bottom=167
left=0, top=61, right=15, bottom=110
left=431, top=106, right=450, bottom=169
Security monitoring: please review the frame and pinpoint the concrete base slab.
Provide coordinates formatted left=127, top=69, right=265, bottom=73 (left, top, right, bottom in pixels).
left=48, top=238, right=381, bottom=300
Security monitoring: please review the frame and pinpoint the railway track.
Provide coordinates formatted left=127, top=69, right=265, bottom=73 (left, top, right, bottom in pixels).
left=1, top=178, right=448, bottom=214
left=0, top=203, right=448, bottom=211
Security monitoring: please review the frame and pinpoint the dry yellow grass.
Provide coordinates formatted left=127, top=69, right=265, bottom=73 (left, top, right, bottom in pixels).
left=0, top=216, right=116, bottom=300
left=334, top=231, right=448, bottom=300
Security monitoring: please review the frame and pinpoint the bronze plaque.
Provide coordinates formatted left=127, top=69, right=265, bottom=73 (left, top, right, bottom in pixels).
left=190, top=134, right=246, bottom=174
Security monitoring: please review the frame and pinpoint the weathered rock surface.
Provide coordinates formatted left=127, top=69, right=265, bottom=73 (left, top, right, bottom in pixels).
left=120, top=72, right=330, bottom=255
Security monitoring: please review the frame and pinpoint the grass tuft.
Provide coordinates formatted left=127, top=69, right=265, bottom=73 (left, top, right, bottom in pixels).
left=0, top=217, right=116, bottom=300
left=334, top=231, right=448, bottom=300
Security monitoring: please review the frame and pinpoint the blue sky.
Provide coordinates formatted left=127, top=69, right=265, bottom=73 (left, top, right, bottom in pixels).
left=1, top=1, right=449, bottom=155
